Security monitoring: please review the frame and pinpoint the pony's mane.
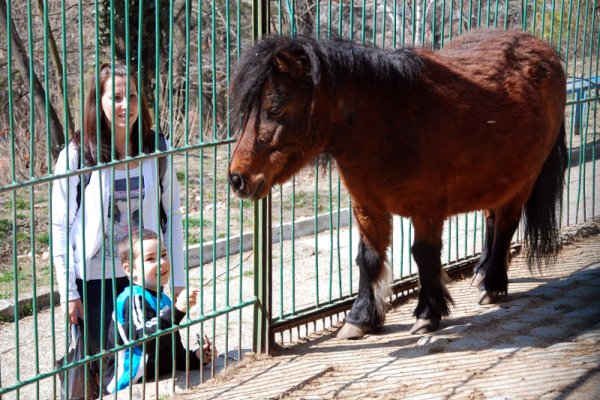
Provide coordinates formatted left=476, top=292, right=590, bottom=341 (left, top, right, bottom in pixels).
left=318, top=38, right=425, bottom=91
left=229, top=35, right=425, bottom=133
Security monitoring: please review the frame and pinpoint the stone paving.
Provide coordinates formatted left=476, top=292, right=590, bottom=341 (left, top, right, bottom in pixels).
left=174, top=229, right=600, bottom=400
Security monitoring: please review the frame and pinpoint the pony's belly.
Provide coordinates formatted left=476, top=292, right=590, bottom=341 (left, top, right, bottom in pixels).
left=382, top=171, right=536, bottom=219
left=445, top=176, right=534, bottom=215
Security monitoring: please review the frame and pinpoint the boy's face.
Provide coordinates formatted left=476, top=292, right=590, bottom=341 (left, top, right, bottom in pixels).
left=125, top=238, right=171, bottom=290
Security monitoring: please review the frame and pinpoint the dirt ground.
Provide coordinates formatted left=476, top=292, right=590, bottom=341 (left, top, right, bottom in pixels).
left=172, top=222, right=600, bottom=400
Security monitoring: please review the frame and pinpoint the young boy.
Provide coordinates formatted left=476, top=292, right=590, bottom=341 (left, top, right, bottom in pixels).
left=103, top=228, right=213, bottom=394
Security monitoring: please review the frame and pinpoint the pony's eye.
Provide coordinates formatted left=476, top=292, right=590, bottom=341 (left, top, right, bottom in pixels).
left=268, top=106, right=284, bottom=118
left=257, top=135, right=272, bottom=145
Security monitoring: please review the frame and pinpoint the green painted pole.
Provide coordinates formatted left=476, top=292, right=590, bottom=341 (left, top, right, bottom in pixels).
left=252, top=0, right=273, bottom=355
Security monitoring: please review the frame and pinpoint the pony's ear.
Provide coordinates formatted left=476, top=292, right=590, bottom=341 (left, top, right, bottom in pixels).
left=273, top=51, right=307, bottom=77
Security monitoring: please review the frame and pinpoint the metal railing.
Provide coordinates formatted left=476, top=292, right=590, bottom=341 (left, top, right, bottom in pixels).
left=0, top=0, right=597, bottom=399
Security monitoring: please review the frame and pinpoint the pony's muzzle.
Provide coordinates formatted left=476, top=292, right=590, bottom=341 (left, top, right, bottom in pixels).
left=228, top=172, right=267, bottom=200
left=229, top=172, right=245, bottom=193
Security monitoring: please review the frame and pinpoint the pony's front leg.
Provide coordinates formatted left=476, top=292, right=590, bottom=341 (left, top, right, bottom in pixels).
left=410, top=215, right=454, bottom=334
left=338, top=206, right=391, bottom=340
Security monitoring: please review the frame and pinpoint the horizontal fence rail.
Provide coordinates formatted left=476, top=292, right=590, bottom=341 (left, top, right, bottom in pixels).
left=0, top=0, right=598, bottom=399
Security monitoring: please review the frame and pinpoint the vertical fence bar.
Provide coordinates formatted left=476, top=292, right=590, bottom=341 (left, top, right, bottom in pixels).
left=590, top=0, right=598, bottom=218
left=25, top=1, right=40, bottom=397
left=252, top=0, right=272, bottom=355
left=5, top=2, right=21, bottom=399
left=209, top=0, right=219, bottom=380
left=183, top=0, right=192, bottom=385
left=42, top=0, right=59, bottom=395
left=224, top=0, right=233, bottom=371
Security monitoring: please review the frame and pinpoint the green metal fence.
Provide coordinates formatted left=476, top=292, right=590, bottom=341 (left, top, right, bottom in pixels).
left=265, top=0, right=599, bottom=344
left=0, top=0, right=598, bottom=399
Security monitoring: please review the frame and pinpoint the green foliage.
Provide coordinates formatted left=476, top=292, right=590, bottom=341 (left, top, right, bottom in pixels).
left=15, top=196, right=29, bottom=210
left=187, top=216, right=212, bottom=228
left=290, top=191, right=312, bottom=210
left=16, top=231, right=28, bottom=243
left=187, top=237, right=200, bottom=245
left=0, top=219, right=10, bottom=239
left=0, top=271, right=13, bottom=283
left=37, top=232, right=50, bottom=246
left=241, top=199, right=253, bottom=209
left=176, top=171, right=186, bottom=184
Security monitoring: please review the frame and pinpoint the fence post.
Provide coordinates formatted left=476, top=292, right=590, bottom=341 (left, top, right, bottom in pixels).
left=251, top=0, right=273, bottom=355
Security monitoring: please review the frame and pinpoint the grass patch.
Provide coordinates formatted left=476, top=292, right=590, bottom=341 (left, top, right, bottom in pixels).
left=0, top=271, right=25, bottom=299
left=38, top=232, right=50, bottom=246
left=15, top=196, right=29, bottom=210
left=186, top=237, right=200, bottom=246
left=16, top=231, right=29, bottom=243
left=289, top=191, right=313, bottom=211
left=0, top=264, right=53, bottom=300
left=186, top=216, right=212, bottom=228
left=176, top=171, right=186, bottom=184
left=0, top=271, right=14, bottom=283
left=0, top=219, right=11, bottom=239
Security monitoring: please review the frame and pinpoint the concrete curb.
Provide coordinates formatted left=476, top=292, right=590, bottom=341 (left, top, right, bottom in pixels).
left=185, top=208, right=351, bottom=267
left=0, top=287, right=58, bottom=322
left=2, top=215, right=597, bottom=324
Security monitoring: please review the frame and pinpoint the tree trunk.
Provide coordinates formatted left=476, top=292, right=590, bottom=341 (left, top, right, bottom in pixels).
left=0, top=0, right=65, bottom=160
left=35, top=0, right=75, bottom=136
left=101, top=0, right=171, bottom=105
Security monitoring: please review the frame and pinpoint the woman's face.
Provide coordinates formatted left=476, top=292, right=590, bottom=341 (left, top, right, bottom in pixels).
left=101, top=75, right=139, bottom=134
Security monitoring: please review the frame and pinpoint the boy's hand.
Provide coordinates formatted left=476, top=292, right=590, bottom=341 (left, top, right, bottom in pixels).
left=175, top=288, right=199, bottom=313
left=172, top=286, right=184, bottom=298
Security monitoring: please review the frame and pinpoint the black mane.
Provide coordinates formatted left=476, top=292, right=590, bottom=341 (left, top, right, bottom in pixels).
left=229, top=35, right=425, bottom=133
left=318, top=38, right=425, bottom=91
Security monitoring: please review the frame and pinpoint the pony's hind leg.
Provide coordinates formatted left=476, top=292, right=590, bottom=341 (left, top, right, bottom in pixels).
left=471, top=210, right=495, bottom=289
left=410, top=215, right=454, bottom=334
left=477, top=203, right=522, bottom=304
left=338, top=205, right=391, bottom=340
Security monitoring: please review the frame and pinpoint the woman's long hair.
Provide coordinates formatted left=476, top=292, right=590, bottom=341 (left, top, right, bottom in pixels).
left=72, top=62, right=154, bottom=166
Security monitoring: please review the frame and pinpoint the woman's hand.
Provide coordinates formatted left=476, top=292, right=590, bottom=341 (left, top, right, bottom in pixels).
left=195, top=334, right=216, bottom=366
left=63, top=299, right=84, bottom=325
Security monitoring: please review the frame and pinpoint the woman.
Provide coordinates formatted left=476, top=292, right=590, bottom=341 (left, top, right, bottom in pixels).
left=52, top=62, right=185, bottom=362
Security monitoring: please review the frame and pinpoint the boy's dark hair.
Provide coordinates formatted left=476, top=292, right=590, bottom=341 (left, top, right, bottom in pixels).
left=117, top=228, right=159, bottom=265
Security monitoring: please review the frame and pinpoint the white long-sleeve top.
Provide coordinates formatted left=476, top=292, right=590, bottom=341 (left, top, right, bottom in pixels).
left=51, top=141, right=185, bottom=303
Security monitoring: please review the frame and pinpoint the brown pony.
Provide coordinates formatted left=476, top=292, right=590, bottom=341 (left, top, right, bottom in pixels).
left=228, top=29, right=567, bottom=339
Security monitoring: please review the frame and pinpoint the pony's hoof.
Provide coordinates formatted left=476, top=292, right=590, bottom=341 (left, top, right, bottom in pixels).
left=337, top=322, right=368, bottom=339
left=409, top=318, right=440, bottom=335
left=471, top=271, right=485, bottom=288
left=478, top=289, right=507, bottom=305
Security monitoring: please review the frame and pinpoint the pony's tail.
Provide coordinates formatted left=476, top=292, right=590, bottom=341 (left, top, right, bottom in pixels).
left=523, top=120, right=568, bottom=270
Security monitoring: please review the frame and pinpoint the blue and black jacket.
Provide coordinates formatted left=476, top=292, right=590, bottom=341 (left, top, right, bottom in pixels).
left=103, top=285, right=201, bottom=393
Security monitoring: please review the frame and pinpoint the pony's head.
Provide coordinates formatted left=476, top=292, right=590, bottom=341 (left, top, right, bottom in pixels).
left=228, top=36, right=327, bottom=200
